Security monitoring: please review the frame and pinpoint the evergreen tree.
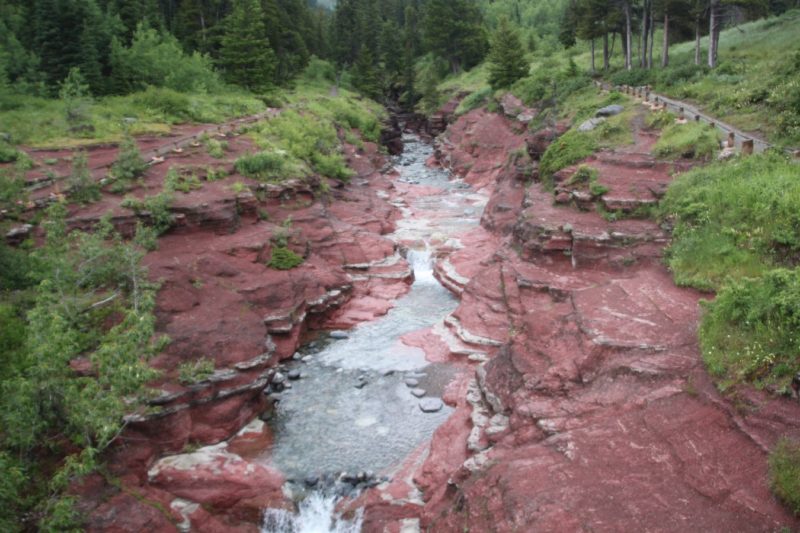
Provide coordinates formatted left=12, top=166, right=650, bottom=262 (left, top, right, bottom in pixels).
left=352, top=45, right=382, bottom=99
left=487, top=17, right=529, bottom=89
left=422, top=0, right=487, bottom=73
left=219, top=0, right=277, bottom=90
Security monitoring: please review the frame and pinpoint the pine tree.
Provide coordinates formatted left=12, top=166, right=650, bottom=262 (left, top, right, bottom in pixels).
left=487, top=17, right=529, bottom=90
left=352, top=45, right=381, bottom=99
left=422, top=0, right=487, bottom=73
left=219, top=0, right=277, bottom=90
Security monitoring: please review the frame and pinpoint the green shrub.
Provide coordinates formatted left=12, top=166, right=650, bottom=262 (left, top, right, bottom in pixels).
left=205, top=166, right=228, bottom=181
left=653, top=121, right=721, bottom=160
left=235, top=151, right=288, bottom=181
left=660, top=154, right=800, bottom=290
left=121, top=192, right=174, bottom=233
left=67, top=151, right=101, bottom=204
left=645, top=110, right=677, bottom=130
left=0, top=141, right=18, bottom=163
left=301, top=56, right=336, bottom=84
left=110, top=135, right=147, bottom=183
left=311, top=152, right=353, bottom=181
left=164, top=167, right=202, bottom=193
left=456, top=87, right=493, bottom=115
left=205, top=138, right=228, bottom=159
left=539, top=130, right=597, bottom=185
left=178, top=358, right=215, bottom=385
left=769, top=438, right=800, bottom=515
left=568, top=164, right=597, bottom=185
left=609, top=68, right=652, bottom=87
left=699, top=268, right=800, bottom=389
left=267, top=246, right=304, bottom=270
left=131, top=87, right=193, bottom=121
left=110, top=25, right=220, bottom=93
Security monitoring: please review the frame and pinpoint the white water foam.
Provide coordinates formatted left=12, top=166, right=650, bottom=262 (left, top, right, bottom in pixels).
left=406, top=245, right=435, bottom=285
left=262, top=493, right=363, bottom=533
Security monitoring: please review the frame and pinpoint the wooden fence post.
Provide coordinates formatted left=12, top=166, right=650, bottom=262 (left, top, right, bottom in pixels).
left=741, top=139, right=754, bottom=155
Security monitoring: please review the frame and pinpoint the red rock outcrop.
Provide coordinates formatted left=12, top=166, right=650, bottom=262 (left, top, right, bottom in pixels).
left=370, top=98, right=800, bottom=532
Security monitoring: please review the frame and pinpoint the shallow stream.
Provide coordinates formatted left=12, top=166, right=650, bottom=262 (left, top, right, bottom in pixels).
left=260, top=135, right=483, bottom=532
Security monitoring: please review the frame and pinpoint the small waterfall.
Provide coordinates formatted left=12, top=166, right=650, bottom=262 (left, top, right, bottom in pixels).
left=262, top=492, right=363, bottom=533
left=407, top=245, right=435, bottom=285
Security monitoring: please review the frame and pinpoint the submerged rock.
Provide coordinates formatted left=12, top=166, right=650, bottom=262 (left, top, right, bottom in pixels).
left=410, top=388, right=426, bottom=398
left=330, top=330, right=349, bottom=340
left=419, top=397, right=444, bottom=413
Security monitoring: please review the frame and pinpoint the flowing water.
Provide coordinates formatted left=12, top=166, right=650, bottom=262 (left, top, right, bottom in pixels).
left=259, top=134, right=484, bottom=532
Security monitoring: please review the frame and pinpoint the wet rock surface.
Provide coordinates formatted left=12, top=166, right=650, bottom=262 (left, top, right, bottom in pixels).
left=401, top=101, right=800, bottom=532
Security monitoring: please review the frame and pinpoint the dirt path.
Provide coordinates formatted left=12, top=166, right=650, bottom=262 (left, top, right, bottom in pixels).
left=594, top=80, right=799, bottom=155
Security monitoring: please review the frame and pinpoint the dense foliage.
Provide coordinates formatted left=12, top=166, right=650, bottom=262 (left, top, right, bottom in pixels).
left=0, top=197, right=166, bottom=529
left=660, top=153, right=800, bottom=391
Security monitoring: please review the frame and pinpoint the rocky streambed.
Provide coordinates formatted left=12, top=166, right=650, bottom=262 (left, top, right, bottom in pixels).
left=49, top=93, right=800, bottom=532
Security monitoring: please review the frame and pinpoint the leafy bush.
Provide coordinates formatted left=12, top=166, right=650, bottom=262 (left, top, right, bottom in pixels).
left=539, top=130, right=597, bottom=185
left=645, top=110, right=677, bottom=129
left=235, top=151, right=288, bottom=181
left=301, top=56, right=336, bottom=84
left=456, top=87, right=494, bottom=115
left=131, top=87, right=194, bottom=121
left=110, top=135, right=147, bottom=183
left=699, top=268, right=800, bottom=389
left=769, top=438, right=800, bottom=515
left=311, top=153, right=353, bottom=181
left=568, top=164, right=598, bottom=185
left=164, top=167, right=202, bottom=193
left=248, top=108, right=357, bottom=180
left=0, top=202, right=165, bottom=529
left=268, top=246, right=304, bottom=270
left=205, top=138, right=228, bottom=159
left=609, top=68, right=652, bottom=87
left=178, top=358, right=215, bottom=385
left=121, top=192, right=174, bottom=233
left=205, top=166, right=228, bottom=181
left=0, top=140, right=18, bottom=163
left=653, top=121, right=721, bottom=159
left=110, top=25, right=220, bottom=93
left=661, top=154, right=800, bottom=290
left=67, top=151, right=101, bottom=204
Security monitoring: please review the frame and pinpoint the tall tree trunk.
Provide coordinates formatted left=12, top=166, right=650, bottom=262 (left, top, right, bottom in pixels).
left=603, top=33, right=610, bottom=70
left=662, top=12, right=670, bottom=67
left=624, top=1, right=633, bottom=70
left=708, top=0, right=720, bottom=68
left=649, top=10, right=655, bottom=68
left=641, top=0, right=650, bottom=68
left=694, top=14, right=701, bottom=65
left=591, top=39, right=596, bottom=74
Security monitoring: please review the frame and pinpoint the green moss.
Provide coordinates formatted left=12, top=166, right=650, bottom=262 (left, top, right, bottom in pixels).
left=653, top=121, right=721, bottom=160
left=267, top=246, right=304, bottom=270
left=540, top=130, right=597, bottom=185
left=769, top=438, right=800, bottom=515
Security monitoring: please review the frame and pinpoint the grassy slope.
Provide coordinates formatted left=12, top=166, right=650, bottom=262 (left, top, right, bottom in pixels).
left=0, top=88, right=266, bottom=148
left=571, top=10, right=800, bottom=146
